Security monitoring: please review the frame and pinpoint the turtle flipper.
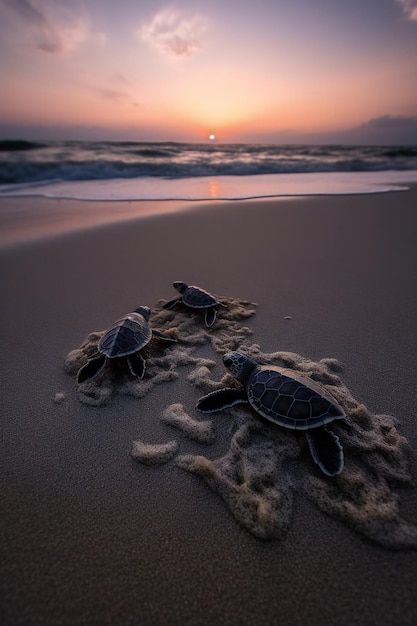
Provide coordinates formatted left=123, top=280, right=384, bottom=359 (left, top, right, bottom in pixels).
left=205, top=307, right=217, bottom=327
left=152, top=328, right=177, bottom=342
left=305, top=426, right=344, bottom=477
left=127, top=353, right=146, bottom=378
left=77, top=354, right=107, bottom=383
left=163, top=297, right=181, bottom=310
left=197, top=388, right=248, bottom=413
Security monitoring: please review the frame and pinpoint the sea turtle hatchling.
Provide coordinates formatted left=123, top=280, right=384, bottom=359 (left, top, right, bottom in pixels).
left=163, top=281, right=225, bottom=327
left=197, top=351, right=346, bottom=476
left=77, top=306, right=176, bottom=383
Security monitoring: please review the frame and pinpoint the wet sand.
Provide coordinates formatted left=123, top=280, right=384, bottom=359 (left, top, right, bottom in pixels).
left=1, top=188, right=417, bottom=625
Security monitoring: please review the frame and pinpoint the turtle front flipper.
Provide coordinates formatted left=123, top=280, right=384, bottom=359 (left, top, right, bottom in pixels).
left=77, top=354, right=107, bottom=384
left=204, top=307, right=217, bottom=327
left=163, top=297, right=181, bottom=310
left=152, top=329, right=177, bottom=342
left=305, top=426, right=344, bottom=477
left=127, top=353, right=146, bottom=378
left=197, top=388, right=248, bottom=413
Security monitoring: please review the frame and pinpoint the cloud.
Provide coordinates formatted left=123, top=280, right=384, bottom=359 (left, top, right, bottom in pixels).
left=396, top=0, right=417, bottom=20
left=88, top=74, right=138, bottom=107
left=237, top=113, right=417, bottom=145
left=364, top=114, right=417, bottom=129
left=341, top=114, right=417, bottom=144
left=110, top=72, right=131, bottom=86
left=0, top=0, right=87, bottom=54
left=139, top=7, right=208, bottom=58
left=92, top=86, right=130, bottom=103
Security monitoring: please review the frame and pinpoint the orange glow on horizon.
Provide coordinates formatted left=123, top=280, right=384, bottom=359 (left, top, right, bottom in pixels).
left=0, top=2, right=416, bottom=143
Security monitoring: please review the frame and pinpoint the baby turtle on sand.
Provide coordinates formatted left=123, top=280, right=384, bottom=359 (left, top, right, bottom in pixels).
left=197, top=351, right=346, bottom=476
left=77, top=306, right=176, bottom=383
left=163, top=281, right=225, bottom=327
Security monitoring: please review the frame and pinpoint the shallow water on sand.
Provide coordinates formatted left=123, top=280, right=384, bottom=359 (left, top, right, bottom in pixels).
left=2, top=170, right=417, bottom=202
left=2, top=170, right=417, bottom=248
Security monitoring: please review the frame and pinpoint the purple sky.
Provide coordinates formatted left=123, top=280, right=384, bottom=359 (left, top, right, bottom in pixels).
left=0, top=0, right=416, bottom=143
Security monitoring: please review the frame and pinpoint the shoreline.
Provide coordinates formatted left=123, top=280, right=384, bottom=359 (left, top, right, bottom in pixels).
left=1, top=175, right=417, bottom=248
left=2, top=165, right=417, bottom=204
left=1, top=187, right=417, bottom=625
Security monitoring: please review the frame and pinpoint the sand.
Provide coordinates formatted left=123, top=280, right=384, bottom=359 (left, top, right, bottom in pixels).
left=1, top=187, right=417, bottom=625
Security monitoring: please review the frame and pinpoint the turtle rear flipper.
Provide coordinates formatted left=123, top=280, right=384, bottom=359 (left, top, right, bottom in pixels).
left=152, top=328, right=177, bottom=342
left=127, top=353, right=146, bottom=378
left=205, top=307, right=217, bottom=327
left=305, top=426, right=344, bottom=477
left=197, top=388, right=248, bottom=413
left=77, top=354, right=106, bottom=384
left=163, top=297, right=181, bottom=310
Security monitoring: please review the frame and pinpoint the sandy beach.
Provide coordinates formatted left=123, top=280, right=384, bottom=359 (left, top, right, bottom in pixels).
left=1, top=187, right=417, bottom=625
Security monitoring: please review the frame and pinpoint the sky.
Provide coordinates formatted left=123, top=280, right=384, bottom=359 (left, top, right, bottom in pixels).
left=0, top=0, right=416, bottom=144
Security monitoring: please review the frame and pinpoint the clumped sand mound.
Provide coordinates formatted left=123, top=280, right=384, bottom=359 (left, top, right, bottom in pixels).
left=174, top=347, right=417, bottom=549
left=65, top=295, right=416, bottom=549
left=64, top=295, right=257, bottom=406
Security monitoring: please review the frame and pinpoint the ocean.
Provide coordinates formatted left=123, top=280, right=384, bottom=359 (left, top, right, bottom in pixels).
left=1, top=140, right=417, bottom=200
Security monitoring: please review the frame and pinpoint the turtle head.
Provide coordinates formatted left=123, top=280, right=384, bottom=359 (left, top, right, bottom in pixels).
left=173, top=281, right=188, bottom=294
left=134, top=305, right=151, bottom=320
left=223, top=351, right=256, bottom=383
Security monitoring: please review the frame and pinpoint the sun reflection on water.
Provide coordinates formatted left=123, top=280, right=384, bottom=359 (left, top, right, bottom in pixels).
left=208, top=179, right=219, bottom=199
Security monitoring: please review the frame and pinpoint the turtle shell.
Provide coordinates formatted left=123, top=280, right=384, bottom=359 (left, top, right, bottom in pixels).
left=98, top=312, right=152, bottom=358
left=246, top=365, right=345, bottom=430
left=182, top=285, right=218, bottom=309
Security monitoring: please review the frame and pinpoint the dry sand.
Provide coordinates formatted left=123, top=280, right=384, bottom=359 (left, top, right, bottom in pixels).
left=1, top=187, right=417, bottom=625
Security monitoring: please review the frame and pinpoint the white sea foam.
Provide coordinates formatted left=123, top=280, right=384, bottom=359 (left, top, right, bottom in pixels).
left=2, top=140, right=417, bottom=200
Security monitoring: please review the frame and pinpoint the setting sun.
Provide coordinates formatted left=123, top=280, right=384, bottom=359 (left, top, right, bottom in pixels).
left=0, top=1, right=416, bottom=143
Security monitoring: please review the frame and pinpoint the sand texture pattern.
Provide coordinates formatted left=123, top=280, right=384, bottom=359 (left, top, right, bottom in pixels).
left=78, top=296, right=417, bottom=549
left=176, top=347, right=417, bottom=548
left=2, top=189, right=417, bottom=626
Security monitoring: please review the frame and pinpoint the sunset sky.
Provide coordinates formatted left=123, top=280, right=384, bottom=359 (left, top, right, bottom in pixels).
left=0, top=0, right=416, bottom=144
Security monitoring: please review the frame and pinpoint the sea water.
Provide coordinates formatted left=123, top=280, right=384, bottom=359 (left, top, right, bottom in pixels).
left=1, top=140, right=417, bottom=200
